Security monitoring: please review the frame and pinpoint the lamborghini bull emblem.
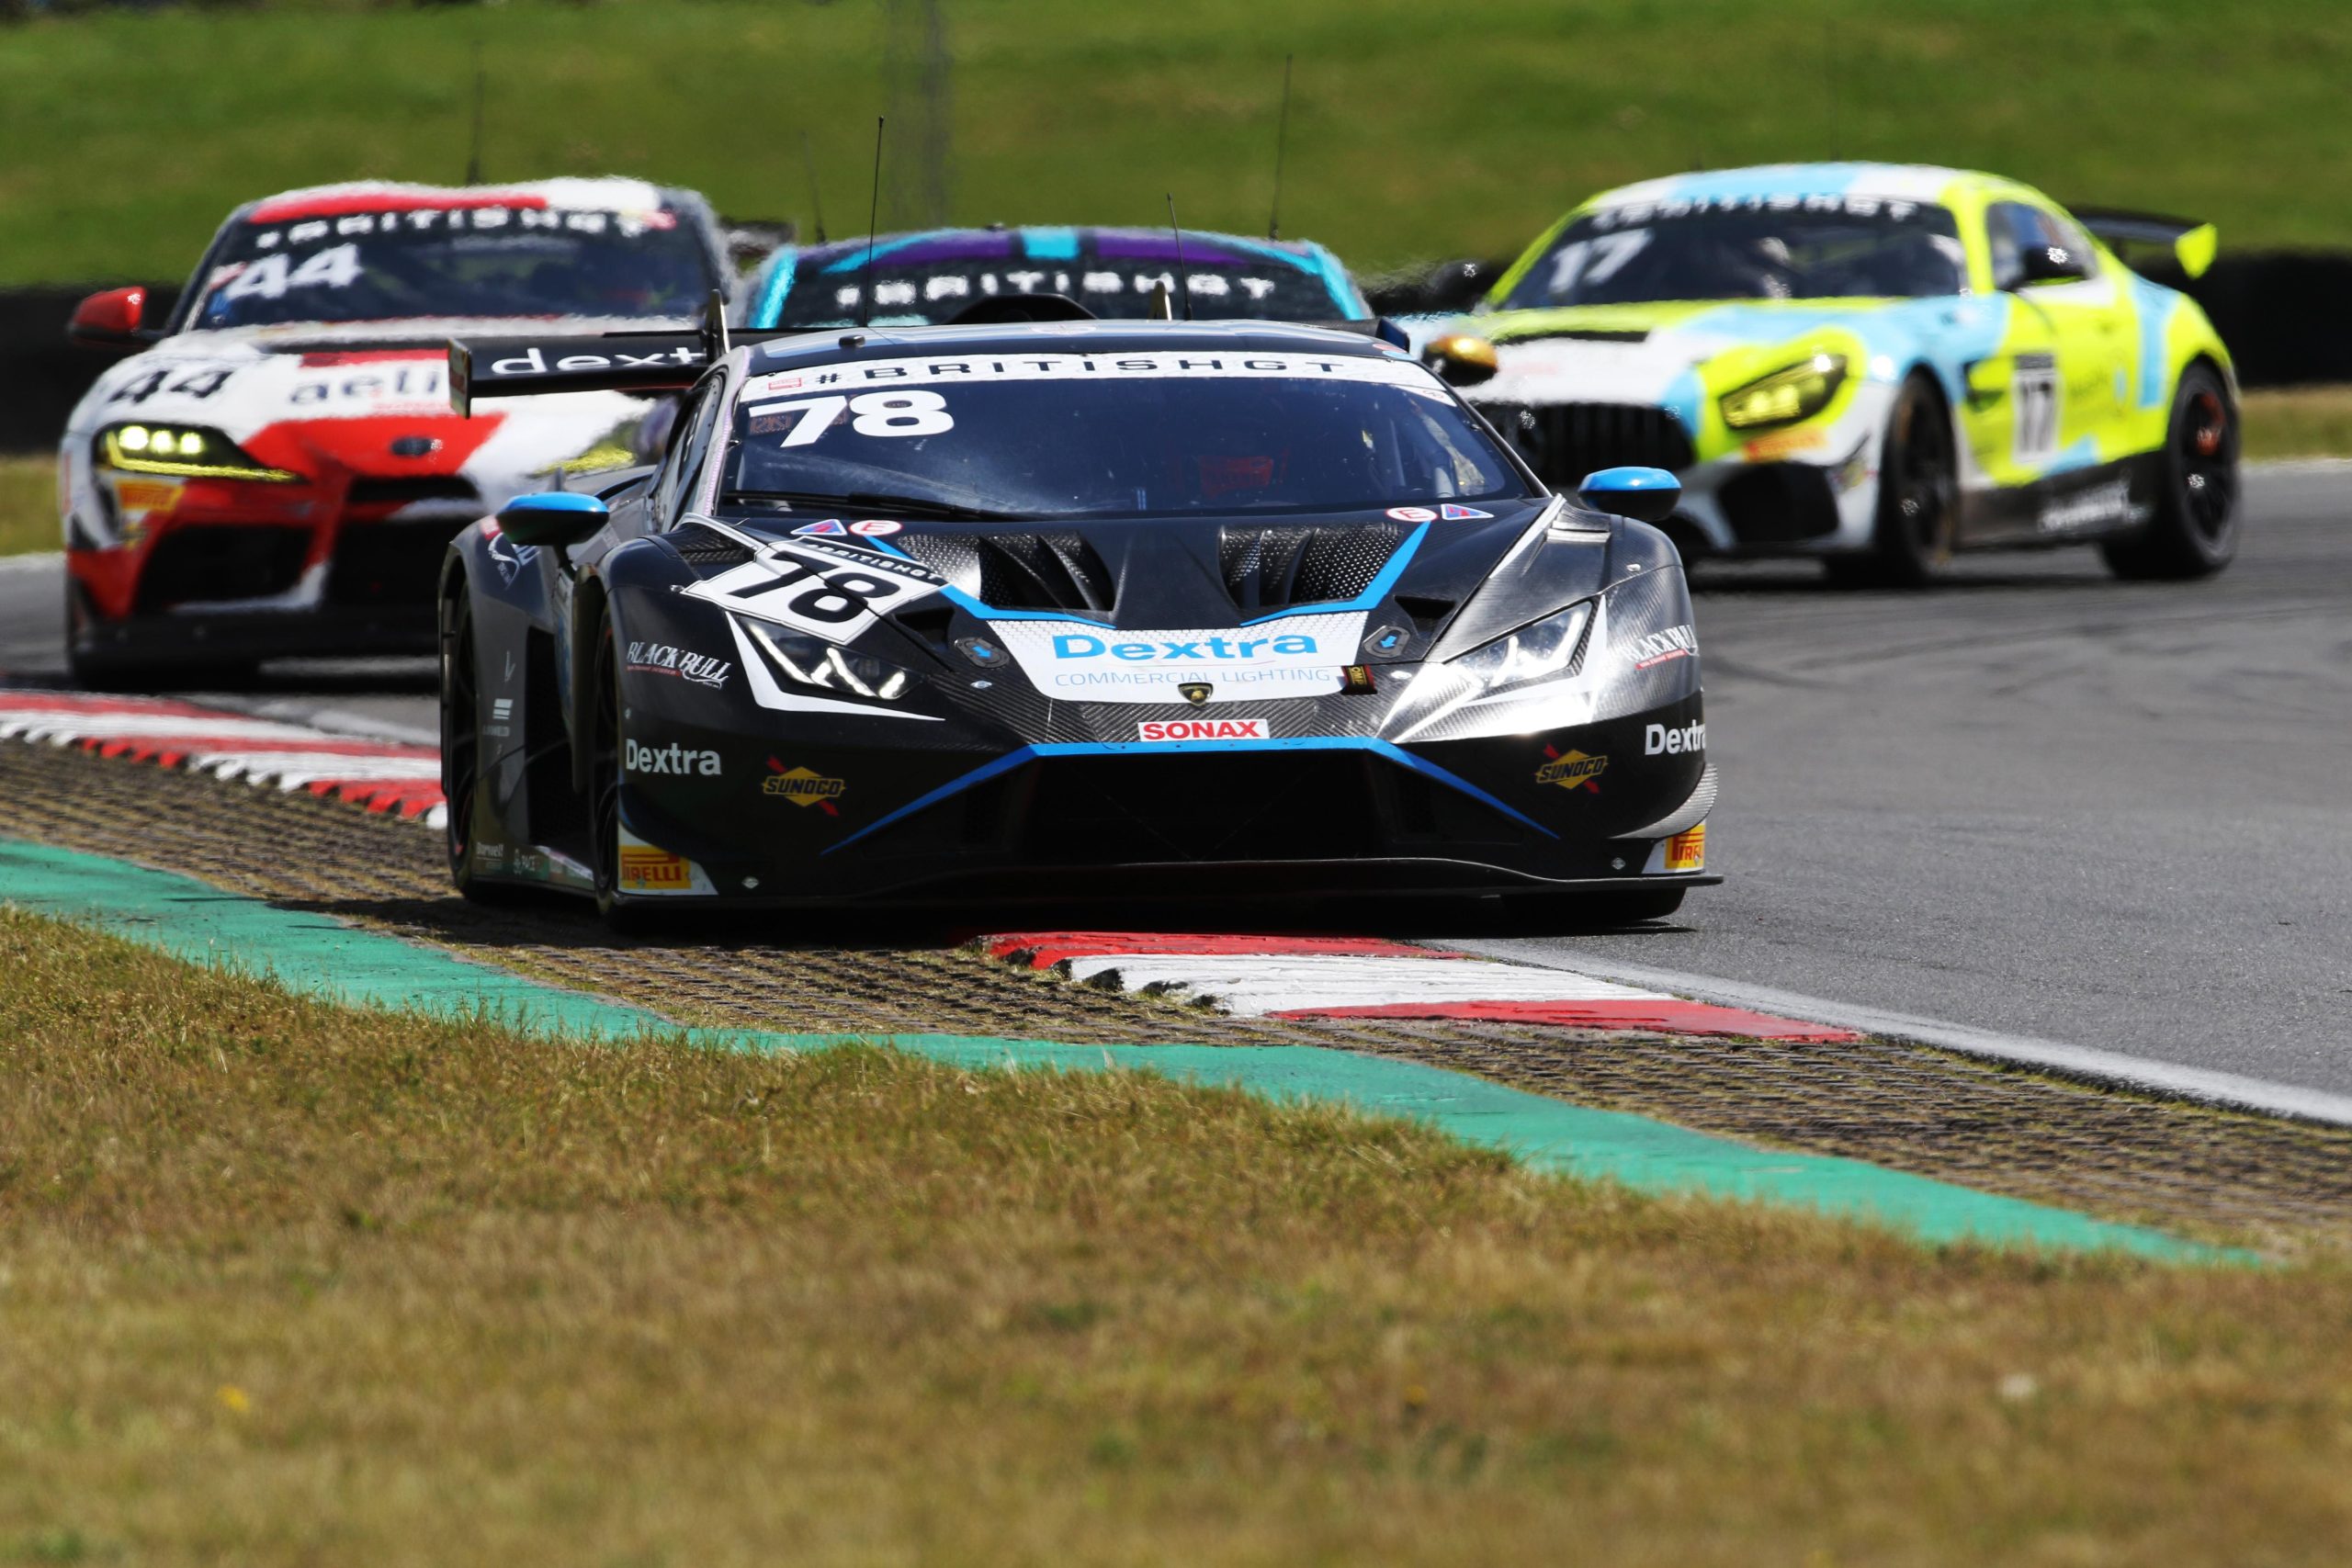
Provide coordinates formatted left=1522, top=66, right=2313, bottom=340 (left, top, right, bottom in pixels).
left=1179, top=682, right=1213, bottom=706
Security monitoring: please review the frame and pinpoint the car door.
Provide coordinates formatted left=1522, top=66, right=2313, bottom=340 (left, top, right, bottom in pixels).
left=1967, top=201, right=2131, bottom=536
left=554, top=372, right=728, bottom=720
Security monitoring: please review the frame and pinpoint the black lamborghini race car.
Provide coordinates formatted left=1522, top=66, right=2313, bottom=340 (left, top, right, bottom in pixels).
left=436, top=316, right=1717, bottom=926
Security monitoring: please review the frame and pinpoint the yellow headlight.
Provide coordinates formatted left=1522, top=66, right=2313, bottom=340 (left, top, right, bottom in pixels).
left=1719, top=354, right=1848, bottom=431
left=96, top=423, right=297, bottom=481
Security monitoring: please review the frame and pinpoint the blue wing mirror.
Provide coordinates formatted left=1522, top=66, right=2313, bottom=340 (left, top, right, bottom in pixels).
left=495, top=491, right=608, bottom=547
left=1576, top=466, right=1681, bottom=525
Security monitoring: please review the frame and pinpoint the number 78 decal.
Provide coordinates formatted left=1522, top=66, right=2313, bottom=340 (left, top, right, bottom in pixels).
left=684, top=541, right=941, bottom=639
left=747, top=390, right=956, bottom=445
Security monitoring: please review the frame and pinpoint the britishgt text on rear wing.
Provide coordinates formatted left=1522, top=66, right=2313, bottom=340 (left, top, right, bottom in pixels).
left=2069, top=208, right=2219, bottom=278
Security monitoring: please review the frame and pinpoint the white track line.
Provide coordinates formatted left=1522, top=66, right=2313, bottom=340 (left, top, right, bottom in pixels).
left=1063, top=953, right=1664, bottom=1015
left=1442, top=941, right=2352, bottom=1129
left=191, top=697, right=440, bottom=749
left=0, top=551, right=62, bottom=576
left=0, top=712, right=335, bottom=743
left=198, top=752, right=443, bottom=785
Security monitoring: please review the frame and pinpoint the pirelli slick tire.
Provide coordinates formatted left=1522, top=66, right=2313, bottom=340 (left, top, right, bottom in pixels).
left=1825, top=372, right=1957, bottom=589
left=1505, top=886, right=1686, bottom=929
left=589, top=619, right=660, bottom=936
left=437, top=585, right=525, bottom=906
left=2102, top=364, right=2240, bottom=581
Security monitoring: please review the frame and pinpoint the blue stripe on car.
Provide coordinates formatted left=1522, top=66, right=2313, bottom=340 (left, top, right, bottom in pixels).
left=1240, top=521, right=1428, bottom=624
left=823, top=736, right=1558, bottom=854
left=1023, top=227, right=1081, bottom=260
left=820, top=231, right=951, bottom=273
left=750, top=250, right=798, bottom=329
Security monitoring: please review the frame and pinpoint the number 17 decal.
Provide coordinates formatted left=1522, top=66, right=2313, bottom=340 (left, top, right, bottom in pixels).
left=747, top=390, right=956, bottom=446
left=2012, top=353, right=2059, bottom=465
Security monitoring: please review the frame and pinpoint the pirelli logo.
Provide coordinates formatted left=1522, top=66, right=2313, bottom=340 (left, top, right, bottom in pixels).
left=617, top=845, right=694, bottom=891
left=1662, top=824, right=1706, bottom=874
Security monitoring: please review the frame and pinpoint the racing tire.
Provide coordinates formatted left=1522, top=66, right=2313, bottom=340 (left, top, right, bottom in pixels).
left=588, top=618, right=658, bottom=936
left=1824, top=373, right=1957, bottom=588
left=2100, top=364, right=2240, bottom=581
left=1504, top=886, right=1686, bottom=930
left=437, top=586, right=524, bottom=905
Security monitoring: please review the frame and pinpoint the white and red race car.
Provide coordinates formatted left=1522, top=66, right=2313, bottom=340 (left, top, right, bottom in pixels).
left=58, top=177, right=729, bottom=682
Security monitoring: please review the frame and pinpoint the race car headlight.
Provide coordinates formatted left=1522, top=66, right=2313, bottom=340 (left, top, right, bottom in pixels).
left=1447, top=601, right=1595, bottom=694
left=744, top=620, right=916, bottom=702
left=96, top=423, right=300, bottom=482
left=1718, top=354, right=1847, bottom=431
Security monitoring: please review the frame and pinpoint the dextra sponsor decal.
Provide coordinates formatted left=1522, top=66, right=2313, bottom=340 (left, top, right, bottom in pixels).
left=1137, top=717, right=1269, bottom=741
left=1055, top=630, right=1317, bottom=661
left=1645, top=720, right=1706, bottom=755
left=998, top=612, right=1367, bottom=705
left=1624, top=624, right=1697, bottom=669
left=625, top=739, right=720, bottom=776
left=488, top=344, right=705, bottom=378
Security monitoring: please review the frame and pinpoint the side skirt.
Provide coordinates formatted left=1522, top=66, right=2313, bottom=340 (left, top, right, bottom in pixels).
left=1959, top=451, right=2167, bottom=549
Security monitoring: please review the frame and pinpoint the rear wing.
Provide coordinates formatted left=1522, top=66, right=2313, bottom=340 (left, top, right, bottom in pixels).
left=447, top=332, right=710, bottom=417
left=2070, top=208, right=2219, bottom=279
left=450, top=288, right=797, bottom=417
left=448, top=299, right=1412, bottom=416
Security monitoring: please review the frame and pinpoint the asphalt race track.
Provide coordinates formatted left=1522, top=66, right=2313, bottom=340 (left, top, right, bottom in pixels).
left=2, top=465, right=2345, bottom=1094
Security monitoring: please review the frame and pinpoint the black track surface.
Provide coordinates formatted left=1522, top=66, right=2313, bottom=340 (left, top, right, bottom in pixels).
left=4, top=467, right=2345, bottom=1092
left=1449, top=467, right=2351, bottom=1096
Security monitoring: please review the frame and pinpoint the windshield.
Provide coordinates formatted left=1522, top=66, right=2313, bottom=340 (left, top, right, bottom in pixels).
left=765, top=232, right=1357, bottom=328
left=187, top=200, right=714, bottom=330
left=1500, top=197, right=1968, bottom=308
left=724, top=349, right=1532, bottom=520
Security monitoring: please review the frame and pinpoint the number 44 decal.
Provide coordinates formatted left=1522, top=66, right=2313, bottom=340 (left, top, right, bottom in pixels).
left=2012, top=353, right=2059, bottom=465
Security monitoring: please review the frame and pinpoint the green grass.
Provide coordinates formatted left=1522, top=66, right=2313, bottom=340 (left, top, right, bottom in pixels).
left=4, top=0, right=2352, bottom=288
left=6, top=905, right=2352, bottom=1564
left=0, top=456, right=55, bottom=555
left=2243, top=385, right=2352, bottom=459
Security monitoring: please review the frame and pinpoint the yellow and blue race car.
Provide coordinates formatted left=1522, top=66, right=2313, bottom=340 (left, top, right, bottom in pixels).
left=1433, top=163, right=2237, bottom=582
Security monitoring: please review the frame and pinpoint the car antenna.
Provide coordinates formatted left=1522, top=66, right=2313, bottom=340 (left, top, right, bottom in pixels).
left=801, top=130, right=828, bottom=244
left=857, top=116, right=886, bottom=329
left=464, top=42, right=487, bottom=185
left=1166, top=194, right=1194, bottom=321
left=1268, top=52, right=1293, bottom=240
left=700, top=289, right=731, bottom=362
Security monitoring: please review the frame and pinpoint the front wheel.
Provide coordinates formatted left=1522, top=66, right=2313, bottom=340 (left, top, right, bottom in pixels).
left=1825, top=373, right=1957, bottom=588
left=2101, top=364, right=2239, bottom=581
left=438, top=586, right=520, bottom=904
left=587, top=617, right=657, bottom=936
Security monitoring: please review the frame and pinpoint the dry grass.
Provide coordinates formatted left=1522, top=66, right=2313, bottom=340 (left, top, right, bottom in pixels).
left=4, top=907, right=2352, bottom=1566
left=2242, top=384, right=2352, bottom=460
left=0, top=456, right=55, bottom=557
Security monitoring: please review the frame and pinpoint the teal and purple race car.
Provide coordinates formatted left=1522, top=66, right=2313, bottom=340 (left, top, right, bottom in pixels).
left=737, top=225, right=1370, bottom=330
